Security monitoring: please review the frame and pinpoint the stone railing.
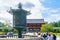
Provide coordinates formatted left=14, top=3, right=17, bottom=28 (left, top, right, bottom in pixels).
left=0, top=37, right=41, bottom=40
left=0, top=34, right=42, bottom=40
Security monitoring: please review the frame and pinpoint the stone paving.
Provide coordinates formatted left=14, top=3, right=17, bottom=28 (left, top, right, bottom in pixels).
left=57, top=37, right=60, bottom=40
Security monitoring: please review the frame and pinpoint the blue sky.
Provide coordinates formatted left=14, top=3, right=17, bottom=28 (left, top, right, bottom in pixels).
left=0, top=0, right=60, bottom=23
left=41, top=0, right=60, bottom=8
left=40, top=0, right=60, bottom=22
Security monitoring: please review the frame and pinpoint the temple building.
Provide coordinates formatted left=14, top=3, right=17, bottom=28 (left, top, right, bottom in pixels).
left=0, top=19, right=46, bottom=32
left=27, top=19, right=46, bottom=32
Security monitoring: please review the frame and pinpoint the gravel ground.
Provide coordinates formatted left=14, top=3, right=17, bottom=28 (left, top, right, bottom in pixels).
left=57, top=37, right=60, bottom=40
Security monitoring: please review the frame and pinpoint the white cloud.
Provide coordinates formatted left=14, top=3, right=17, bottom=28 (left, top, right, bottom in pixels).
left=50, top=10, right=58, bottom=13
left=51, top=14, right=59, bottom=17
left=44, top=13, right=60, bottom=23
left=0, top=0, right=60, bottom=23
left=41, top=7, right=60, bottom=23
left=0, top=0, right=44, bottom=19
left=0, top=0, right=44, bottom=23
left=44, top=18, right=53, bottom=23
left=20, top=0, right=43, bottom=19
left=0, top=11, right=12, bottom=20
left=51, top=14, right=60, bottom=20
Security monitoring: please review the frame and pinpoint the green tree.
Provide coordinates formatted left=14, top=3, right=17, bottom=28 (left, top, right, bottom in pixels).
left=52, top=21, right=60, bottom=27
left=41, top=24, right=48, bottom=32
left=57, top=21, right=60, bottom=27
left=53, top=22, right=58, bottom=27
left=2, top=23, right=8, bottom=32
left=41, top=23, right=54, bottom=32
left=13, top=29, right=18, bottom=33
left=47, top=23, right=54, bottom=32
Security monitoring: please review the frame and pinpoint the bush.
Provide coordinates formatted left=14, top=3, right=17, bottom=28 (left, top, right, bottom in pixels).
left=53, top=29, right=60, bottom=33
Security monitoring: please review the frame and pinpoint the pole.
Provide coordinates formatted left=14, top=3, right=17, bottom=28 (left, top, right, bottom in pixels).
left=18, top=29, right=22, bottom=38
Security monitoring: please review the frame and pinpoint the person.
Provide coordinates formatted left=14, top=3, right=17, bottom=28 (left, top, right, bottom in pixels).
left=43, top=34, right=47, bottom=40
left=7, top=32, right=13, bottom=37
left=38, top=32, right=41, bottom=37
left=53, top=34, right=56, bottom=40
left=46, top=32, right=48, bottom=36
left=47, top=34, right=53, bottom=40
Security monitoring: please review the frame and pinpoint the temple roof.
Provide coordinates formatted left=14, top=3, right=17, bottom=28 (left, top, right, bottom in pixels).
left=27, top=19, right=46, bottom=23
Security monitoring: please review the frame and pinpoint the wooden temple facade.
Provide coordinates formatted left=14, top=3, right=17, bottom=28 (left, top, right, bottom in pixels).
left=27, top=19, right=46, bottom=32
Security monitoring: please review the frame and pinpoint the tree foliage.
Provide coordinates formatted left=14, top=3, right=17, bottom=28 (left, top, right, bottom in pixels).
left=41, top=23, right=54, bottom=32
left=53, top=21, right=60, bottom=27
left=41, top=20, right=60, bottom=32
